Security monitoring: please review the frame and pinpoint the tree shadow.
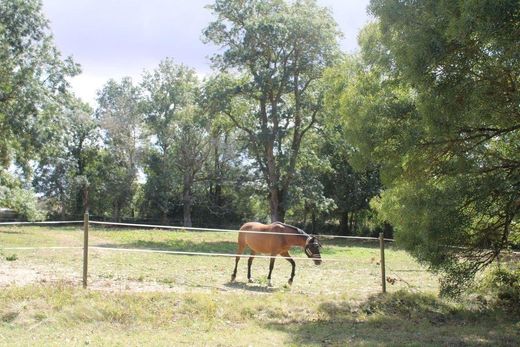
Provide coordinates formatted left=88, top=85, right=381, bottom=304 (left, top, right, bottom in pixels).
left=321, top=238, right=382, bottom=249
left=317, top=238, right=402, bottom=257
left=266, top=291, right=520, bottom=346
left=92, top=239, right=239, bottom=254
left=0, top=230, right=23, bottom=234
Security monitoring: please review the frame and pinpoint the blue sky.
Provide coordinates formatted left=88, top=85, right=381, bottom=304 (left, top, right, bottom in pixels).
left=42, top=0, right=372, bottom=104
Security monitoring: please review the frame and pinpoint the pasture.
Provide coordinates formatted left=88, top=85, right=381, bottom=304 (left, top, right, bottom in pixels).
left=1, top=225, right=519, bottom=346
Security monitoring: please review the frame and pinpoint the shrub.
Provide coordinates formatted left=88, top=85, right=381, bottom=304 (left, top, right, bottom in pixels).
left=479, top=267, right=520, bottom=314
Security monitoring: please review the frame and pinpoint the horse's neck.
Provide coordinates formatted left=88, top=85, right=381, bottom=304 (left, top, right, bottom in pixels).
left=290, top=234, right=308, bottom=247
left=275, top=222, right=308, bottom=246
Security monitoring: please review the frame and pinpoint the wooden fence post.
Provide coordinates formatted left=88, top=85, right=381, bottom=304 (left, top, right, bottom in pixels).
left=379, top=232, right=386, bottom=293
left=83, top=212, right=89, bottom=288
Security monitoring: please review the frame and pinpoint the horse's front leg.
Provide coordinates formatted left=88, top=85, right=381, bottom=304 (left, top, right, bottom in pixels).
left=280, top=251, right=296, bottom=285
left=267, top=253, right=277, bottom=287
left=231, top=242, right=246, bottom=282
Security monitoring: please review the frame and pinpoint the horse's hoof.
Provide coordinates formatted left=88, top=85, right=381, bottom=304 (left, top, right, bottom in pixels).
left=231, top=275, right=236, bottom=282
left=248, top=278, right=254, bottom=283
left=268, top=280, right=273, bottom=287
left=288, top=279, right=293, bottom=286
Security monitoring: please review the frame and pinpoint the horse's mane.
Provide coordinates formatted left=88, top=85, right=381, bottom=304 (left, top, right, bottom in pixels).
left=273, top=222, right=310, bottom=238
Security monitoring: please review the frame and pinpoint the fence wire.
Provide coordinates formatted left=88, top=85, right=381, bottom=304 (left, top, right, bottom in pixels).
left=0, top=220, right=395, bottom=241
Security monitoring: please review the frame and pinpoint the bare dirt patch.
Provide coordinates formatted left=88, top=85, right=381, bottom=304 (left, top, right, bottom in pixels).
left=0, top=260, right=276, bottom=294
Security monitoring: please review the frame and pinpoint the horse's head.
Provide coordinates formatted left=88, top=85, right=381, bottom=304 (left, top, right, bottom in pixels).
left=304, top=236, right=322, bottom=265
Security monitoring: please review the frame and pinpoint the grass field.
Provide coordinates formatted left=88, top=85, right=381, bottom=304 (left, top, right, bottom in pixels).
left=1, top=225, right=519, bottom=346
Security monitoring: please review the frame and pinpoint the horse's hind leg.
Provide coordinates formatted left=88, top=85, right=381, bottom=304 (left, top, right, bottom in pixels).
left=267, top=253, right=277, bottom=287
left=231, top=240, right=246, bottom=282
left=247, top=250, right=256, bottom=283
left=280, top=251, right=296, bottom=285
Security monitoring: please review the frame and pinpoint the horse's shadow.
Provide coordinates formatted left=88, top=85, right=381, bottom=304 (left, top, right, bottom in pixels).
left=224, top=281, right=282, bottom=293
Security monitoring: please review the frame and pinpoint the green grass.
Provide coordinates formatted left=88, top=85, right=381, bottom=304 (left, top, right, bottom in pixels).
left=0, top=225, right=518, bottom=346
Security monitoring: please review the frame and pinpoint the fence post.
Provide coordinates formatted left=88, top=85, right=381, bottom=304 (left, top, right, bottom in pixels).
left=83, top=212, right=89, bottom=288
left=379, top=232, right=386, bottom=293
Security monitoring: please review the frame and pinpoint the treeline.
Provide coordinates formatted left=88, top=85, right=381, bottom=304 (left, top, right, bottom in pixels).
left=1, top=0, right=518, bottom=294
left=0, top=0, right=383, bottom=236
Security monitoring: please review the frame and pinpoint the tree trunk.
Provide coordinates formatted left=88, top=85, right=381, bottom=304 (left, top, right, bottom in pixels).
left=269, top=187, right=281, bottom=222
left=183, top=200, right=192, bottom=227
left=339, top=211, right=349, bottom=235
left=311, top=209, right=316, bottom=233
left=269, top=187, right=287, bottom=222
left=303, top=201, right=309, bottom=228
left=113, top=201, right=121, bottom=223
left=183, top=173, right=193, bottom=227
left=214, top=141, right=222, bottom=208
left=161, top=210, right=168, bottom=225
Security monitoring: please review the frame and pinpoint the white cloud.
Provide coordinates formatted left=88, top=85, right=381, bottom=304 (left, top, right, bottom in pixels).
left=45, top=0, right=371, bottom=107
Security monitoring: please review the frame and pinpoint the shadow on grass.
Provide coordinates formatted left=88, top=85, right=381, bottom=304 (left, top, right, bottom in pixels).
left=318, top=239, right=403, bottom=257
left=266, top=290, right=520, bottom=346
left=93, top=239, right=239, bottom=254
left=0, top=230, right=23, bottom=234
left=224, top=281, right=280, bottom=293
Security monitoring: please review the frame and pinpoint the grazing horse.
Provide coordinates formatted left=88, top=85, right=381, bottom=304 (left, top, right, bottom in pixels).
left=231, top=221, right=322, bottom=286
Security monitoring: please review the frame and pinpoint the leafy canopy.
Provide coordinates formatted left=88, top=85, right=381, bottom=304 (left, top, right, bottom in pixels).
left=0, top=0, right=79, bottom=169
left=338, top=0, right=520, bottom=295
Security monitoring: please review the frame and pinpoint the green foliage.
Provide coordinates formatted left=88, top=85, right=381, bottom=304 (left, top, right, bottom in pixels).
left=0, top=0, right=80, bottom=169
left=336, top=1, right=520, bottom=294
left=95, top=77, right=142, bottom=221
left=0, top=169, right=44, bottom=221
left=478, top=267, right=520, bottom=314
left=33, top=98, right=98, bottom=218
left=139, top=59, right=210, bottom=225
left=204, top=0, right=341, bottom=221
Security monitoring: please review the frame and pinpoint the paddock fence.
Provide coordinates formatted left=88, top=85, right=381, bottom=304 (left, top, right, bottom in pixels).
left=0, top=214, right=396, bottom=293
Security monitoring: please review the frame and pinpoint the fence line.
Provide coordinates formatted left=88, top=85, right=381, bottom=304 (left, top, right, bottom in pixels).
left=0, top=219, right=395, bottom=242
left=0, top=221, right=82, bottom=226
left=90, top=246, right=346, bottom=262
left=0, top=245, right=348, bottom=263
left=3, top=214, right=388, bottom=293
left=89, top=220, right=395, bottom=242
left=1, top=246, right=82, bottom=250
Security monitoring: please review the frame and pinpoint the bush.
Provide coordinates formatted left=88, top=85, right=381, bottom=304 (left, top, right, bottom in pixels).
left=479, top=267, right=520, bottom=314
left=0, top=170, right=45, bottom=221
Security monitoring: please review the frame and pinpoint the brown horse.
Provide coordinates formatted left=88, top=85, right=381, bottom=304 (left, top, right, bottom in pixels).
left=231, top=221, right=322, bottom=286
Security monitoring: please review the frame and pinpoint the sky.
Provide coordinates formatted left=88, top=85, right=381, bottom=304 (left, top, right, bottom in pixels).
left=42, top=0, right=372, bottom=105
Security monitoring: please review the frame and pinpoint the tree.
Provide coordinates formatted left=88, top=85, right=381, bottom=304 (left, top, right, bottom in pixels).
left=320, top=56, right=384, bottom=235
left=338, top=1, right=520, bottom=295
left=96, top=78, right=142, bottom=221
left=1, top=168, right=44, bottom=221
left=203, top=0, right=341, bottom=222
left=34, top=98, right=98, bottom=217
left=0, top=0, right=79, bottom=170
left=170, top=105, right=210, bottom=227
left=201, top=75, right=259, bottom=226
left=140, top=59, right=208, bottom=226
